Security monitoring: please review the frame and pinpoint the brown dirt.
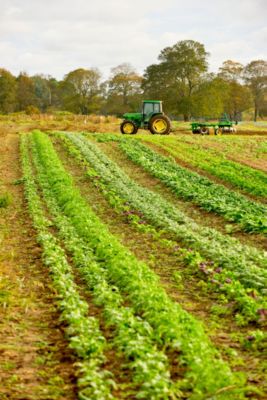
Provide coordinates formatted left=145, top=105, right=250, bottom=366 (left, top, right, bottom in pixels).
left=53, top=137, right=267, bottom=396
left=0, top=132, right=77, bottom=400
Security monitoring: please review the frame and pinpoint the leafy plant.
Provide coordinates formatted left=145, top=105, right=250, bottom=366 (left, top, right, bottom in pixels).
left=119, top=138, right=267, bottom=234
left=142, top=135, right=267, bottom=198
left=20, top=134, right=115, bottom=400
left=30, top=130, right=248, bottom=398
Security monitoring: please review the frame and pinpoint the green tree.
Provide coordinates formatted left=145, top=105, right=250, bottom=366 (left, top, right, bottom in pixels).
left=143, top=40, right=209, bottom=120
left=191, top=75, right=227, bottom=118
left=32, top=75, right=52, bottom=112
left=61, top=68, right=102, bottom=114
left=0, top=69, right=17, bottom=113
left=223, top=81, right=252, bottom=121
left=142, top=63, right=172, bottom=112
left=105, top=63, right=143, bottom=114
left=16, top=72, right=37, bottom=111
left=243, top=60, right=267, bottom=121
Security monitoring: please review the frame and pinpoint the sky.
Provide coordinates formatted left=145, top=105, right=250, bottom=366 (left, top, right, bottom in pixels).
left=0, top=0, right=266, bottom=80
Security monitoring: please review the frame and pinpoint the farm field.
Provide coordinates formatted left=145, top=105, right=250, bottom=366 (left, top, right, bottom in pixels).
left=0, top=118, right=267, bottom=399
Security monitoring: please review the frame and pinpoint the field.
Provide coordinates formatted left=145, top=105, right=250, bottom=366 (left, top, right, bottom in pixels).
left=0, top=114, right=266, bottom=399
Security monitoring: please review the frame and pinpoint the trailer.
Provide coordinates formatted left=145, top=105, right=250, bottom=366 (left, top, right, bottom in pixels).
left=191, top=117, right=237, bottom=135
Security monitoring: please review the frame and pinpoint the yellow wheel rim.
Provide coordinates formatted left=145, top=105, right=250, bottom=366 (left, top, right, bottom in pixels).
left=152, top=119, right=167, bottom=133
left=124, top=122, right=135, bottom=134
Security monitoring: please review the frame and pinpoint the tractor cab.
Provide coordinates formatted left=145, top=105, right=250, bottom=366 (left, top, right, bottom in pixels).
left=142, top=101, right=162, bottom=121
left=120, top=100, right=170, bottom=135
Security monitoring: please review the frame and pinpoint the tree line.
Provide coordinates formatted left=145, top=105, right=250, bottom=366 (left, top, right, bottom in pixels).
left=0, top=40, right=266, bottom=121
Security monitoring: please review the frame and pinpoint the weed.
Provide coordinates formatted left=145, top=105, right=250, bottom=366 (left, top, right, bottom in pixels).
left=0, top=192, right=12, bottom=208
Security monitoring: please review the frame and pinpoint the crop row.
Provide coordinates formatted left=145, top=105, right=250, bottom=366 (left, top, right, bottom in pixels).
left=29, top=135, right=176, bottom=399
left=58, top=132, right=267, bottom=324
left=31, top=130, right=247, bottom=399
left=118, top=139, right=267, bottom=234
left=70, top=133, right=267, bottom=286
left=20, top=134, right=116, bottom=400
left=176, top=134, right=267, bottom=167
left=141, top=136, right=267, bottom=198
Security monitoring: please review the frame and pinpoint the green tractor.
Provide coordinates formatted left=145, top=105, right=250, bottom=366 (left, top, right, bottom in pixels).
left=120, top=100, right=171, bottom=135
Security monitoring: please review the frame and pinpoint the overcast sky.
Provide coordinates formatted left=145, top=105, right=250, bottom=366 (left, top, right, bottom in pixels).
left=0, top=0, right=266, bottom=79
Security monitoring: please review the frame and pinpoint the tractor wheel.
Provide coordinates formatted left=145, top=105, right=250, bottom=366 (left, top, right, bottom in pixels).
left=200, top=127, right=209, bottom=135
left=149, top=115, right=171, bottom=135
left=120, top=120, right=138, bottom=135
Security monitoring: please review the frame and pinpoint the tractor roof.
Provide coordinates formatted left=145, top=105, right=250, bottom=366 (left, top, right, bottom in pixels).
left=143, top=100, right=162, bottom=104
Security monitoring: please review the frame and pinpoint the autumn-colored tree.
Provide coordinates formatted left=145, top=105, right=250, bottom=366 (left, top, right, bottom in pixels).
left=243, top=60, right=267, bottom=121
left=16, top=72, right=37, bottom=111
left=217, top=60, right=253, bottom=120
left=105, top=63, right=143, bottom=114
left=218, top=60, right=244, bottom=82
left=0, top=69, right=17, bottom=113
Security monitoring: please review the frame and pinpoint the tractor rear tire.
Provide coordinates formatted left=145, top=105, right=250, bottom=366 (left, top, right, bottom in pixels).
left=120, top=120, right=138, bottom=135
left=149, top=115, right=171, bottom=135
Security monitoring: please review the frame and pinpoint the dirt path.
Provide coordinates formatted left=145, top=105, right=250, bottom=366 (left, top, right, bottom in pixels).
left=0, top=133, right=77, bottom=400
left=53, top=138, right=266, bottom=396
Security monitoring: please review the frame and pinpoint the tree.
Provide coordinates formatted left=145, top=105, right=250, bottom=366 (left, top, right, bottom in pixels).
left=0, top=69, right=17, bottom=113
left=105, top=63, right=143, bottom=114
left=217, top=60, right=253, bottom=120
left=61, top=68, right=102, bottom=114
left=32, top=75, right=52, bottom=112
left=16, top=72, right=37, bottom=111
left=191, top=75, right=227, bottom=118
left=243, top=60, right=267, bottom=121
left=223, top=81, right=252, bottom=121
left=143, top=40, right=209, bottom=120
left=218, top=60, right=244, bottom=82
left=142, top=63, right=173, bottom=112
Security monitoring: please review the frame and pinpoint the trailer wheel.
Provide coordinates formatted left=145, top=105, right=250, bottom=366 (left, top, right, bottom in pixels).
left=120, top=120, right=138, bottom=134
left=200, top=127, right=209, bottom=135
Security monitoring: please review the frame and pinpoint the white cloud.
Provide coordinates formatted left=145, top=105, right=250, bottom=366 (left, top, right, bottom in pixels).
left=0, top=0, right=266, bottom=79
